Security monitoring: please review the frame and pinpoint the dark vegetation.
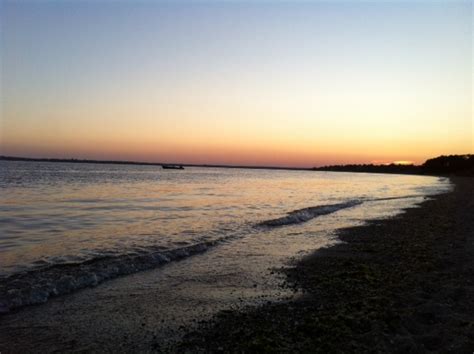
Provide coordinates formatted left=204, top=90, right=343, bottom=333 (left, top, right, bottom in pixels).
left=423, top=154, right=474, bottom=176
left=314, top=154, right=474, bottom=176
left=314, top=163, right=420, bottom=174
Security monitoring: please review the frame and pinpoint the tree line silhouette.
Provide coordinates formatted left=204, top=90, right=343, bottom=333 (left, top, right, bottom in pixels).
left=314, top=154, right=474, bottom=176
left=422, top=154, right=474, bottom=175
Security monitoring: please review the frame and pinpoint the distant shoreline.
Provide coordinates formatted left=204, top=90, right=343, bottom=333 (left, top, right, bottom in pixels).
left=0, top=155, right=314, bottom=172
left=2, top=154, right=472, bottom=176
left=0, top=155, right=425, bottom=175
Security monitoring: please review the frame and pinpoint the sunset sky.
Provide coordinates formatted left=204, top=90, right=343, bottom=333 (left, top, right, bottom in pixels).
left=1, top=0, right=472, bottom=167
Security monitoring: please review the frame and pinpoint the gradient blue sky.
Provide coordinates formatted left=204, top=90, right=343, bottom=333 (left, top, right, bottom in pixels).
left=1, top=0, right=472, bottom=167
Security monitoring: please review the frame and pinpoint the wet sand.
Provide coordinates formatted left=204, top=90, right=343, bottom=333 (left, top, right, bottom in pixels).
left=175, top=177, right=474, bottom=352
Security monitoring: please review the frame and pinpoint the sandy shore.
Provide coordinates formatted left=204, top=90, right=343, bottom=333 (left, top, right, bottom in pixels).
left=174, top=177, right=474, bottom=352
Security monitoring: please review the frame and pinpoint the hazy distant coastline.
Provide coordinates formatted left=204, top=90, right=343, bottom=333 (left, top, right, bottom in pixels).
left=0, top=155, right=313, bottom=172
left=2, top=154, right=473, bottom=176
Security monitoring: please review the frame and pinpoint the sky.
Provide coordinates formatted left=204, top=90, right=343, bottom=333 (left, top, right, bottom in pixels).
left=1, top=0, right=472, bottom=167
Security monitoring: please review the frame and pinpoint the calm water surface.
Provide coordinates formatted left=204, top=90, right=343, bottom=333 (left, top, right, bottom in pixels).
left=0, top=161, right=451, bottom=311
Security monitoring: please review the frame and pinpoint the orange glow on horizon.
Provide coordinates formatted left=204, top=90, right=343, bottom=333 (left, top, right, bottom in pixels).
left=392, top=161, right=415, bottom=165
left=1, top=134, right=471, bottom=168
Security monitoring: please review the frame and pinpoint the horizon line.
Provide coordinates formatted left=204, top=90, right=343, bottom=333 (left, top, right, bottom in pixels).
left=0, top=155, right=319, bottom=171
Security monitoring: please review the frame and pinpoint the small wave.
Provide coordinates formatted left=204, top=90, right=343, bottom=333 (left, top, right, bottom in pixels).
left=258, top=200, right=363, bottom=227
left=0, top=237, right=235, bottom=314
left=368, top=195, right=425, bottom=202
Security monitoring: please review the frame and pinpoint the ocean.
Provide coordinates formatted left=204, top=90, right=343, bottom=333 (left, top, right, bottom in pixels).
left=0, top=160, right=451, bottom=313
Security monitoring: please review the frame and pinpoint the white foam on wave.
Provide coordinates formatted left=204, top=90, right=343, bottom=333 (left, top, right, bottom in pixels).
left=259, top=200, right=364, bottom=227
left=0, top=236, right=238, bottom=314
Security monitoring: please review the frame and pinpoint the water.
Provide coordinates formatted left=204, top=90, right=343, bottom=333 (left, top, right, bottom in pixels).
left=0, top=160, right=451, bottom=312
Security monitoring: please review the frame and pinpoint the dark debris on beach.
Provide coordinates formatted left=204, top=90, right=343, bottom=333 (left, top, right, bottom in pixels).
left=171, top=177, right=474, bottom=353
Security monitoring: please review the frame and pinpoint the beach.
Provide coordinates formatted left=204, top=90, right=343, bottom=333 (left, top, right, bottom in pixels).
left=175, top=177, right=474, bottom=352
left=0, top=174, right=471, bottom=352
left=2, top=0, right=471, bottom=351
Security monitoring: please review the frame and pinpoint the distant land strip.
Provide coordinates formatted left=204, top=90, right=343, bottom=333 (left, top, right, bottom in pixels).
left=1, top=154, right=473, bottom=176
left=0, top=155, right=313, bottom=172
left=314, top=154, right=474, bottom=176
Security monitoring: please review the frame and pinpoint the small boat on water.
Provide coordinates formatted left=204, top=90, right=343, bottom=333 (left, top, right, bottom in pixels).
left=162, top=164, right=184, bottom=170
